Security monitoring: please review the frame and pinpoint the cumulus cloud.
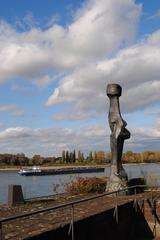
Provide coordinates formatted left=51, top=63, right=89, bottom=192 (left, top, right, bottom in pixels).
left=1, top=0, right=159, bottom=155
left=46, top=14, right=61, bottom=27
left=15, top=12, right=39, bottom=31
left=0, top=122, right=159, bottom=156
left=54, top=108, right=101, bottom=121
left=47, top=29, right=160, bottom=118
left=0, top=125, right=109, bottom=156
left=0, top=0, right=141, bottom=86
left=128, top=124, right=160, bottom=151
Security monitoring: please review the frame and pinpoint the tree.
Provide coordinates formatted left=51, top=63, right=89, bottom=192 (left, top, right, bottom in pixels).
left=77, top=151, right=84, bottom=163
left=69, top=152, right=73, bottom=163
left=94, top=151, right=97, bottom=163
left=89, top=151, right=93, bottom=162
left=96, top=151, right=106, bottom=164
left=66, top=151, right=69, bottom=163
left=32, top=155, right=43, bottom=165
left=61, top=150, right=66, bottom=163
left=77, top=151, right=81, bottom=163
left=106, top=152, right=111, bottom=163
left=81, top=153, right=84, bottom=162
left=73, top=150, right=76, bottom=163
left=143, top=151, right=155, bottom=163
left=16, top=153, right=29, bottom=166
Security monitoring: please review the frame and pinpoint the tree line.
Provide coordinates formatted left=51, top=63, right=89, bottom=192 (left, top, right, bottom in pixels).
left=0, top=150, right=160, bottom=166
left=61, top=150, right=111, bottom=164
left=123, top=151, right=160, bottom=163
left=0, top=153, right=56, bottom=166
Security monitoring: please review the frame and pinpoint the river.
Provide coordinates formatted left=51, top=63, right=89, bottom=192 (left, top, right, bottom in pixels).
left=0, top=163, right=160, bottom=204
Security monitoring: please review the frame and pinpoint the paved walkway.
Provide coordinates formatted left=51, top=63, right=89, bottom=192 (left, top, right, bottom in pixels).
left=0, top=193, right=147, bottom=240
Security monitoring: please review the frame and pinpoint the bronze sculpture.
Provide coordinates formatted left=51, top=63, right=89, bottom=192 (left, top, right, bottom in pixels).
left=106, top=84, right=130, bottom=192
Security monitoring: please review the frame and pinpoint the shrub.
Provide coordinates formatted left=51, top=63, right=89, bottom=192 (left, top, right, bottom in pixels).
left=66, top=177, right=107, bottom=195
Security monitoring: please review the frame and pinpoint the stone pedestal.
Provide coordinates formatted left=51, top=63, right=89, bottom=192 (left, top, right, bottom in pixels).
left=106, top=166, right=128, bottom=192
left=8, top=185, right=24, bottom=206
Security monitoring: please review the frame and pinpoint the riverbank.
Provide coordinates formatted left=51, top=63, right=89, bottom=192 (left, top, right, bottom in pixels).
left=0, top=162, right=158, bottom=171
left=0, top=164, right=107, bottom=171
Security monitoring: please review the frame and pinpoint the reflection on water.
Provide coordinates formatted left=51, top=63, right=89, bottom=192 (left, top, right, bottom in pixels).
left=0, top=163, right=160, bottom=204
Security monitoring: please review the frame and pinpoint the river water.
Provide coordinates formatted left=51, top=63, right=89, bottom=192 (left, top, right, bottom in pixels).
left=0, top=163, right=160, bottom=204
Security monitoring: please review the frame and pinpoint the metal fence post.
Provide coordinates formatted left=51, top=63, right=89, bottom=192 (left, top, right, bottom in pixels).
left=71, top=204, right=74, bottom=240
left=0, top=221, right=2, bottom=240
left=68, top=204, right=74, bottom=240
left=113, top=192, right=118, bottom=223
left=142, top=199, right=144, bottom=214
left=151, top=190, right=153, bottom=206
left=153, top=199, right=157, bottom=238
left=133, top=188, right=137, bottom=212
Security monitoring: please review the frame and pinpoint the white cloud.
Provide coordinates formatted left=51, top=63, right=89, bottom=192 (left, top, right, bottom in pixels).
left=46, top=14, right=61, bottom=27
left=33, top=73, right=64, bottom=88
left=128, top=124, right=160, bottom=151
left=0, top=0, right=159, bottom=154
left=0, top=125, right=109, bottom=156
left=47, top=29, right=160, bottom=118
left=0, top=122, right=159, bottom=156
left=15, top=12, right=39, bottom=31
left=0, top=104, right=24, bottom=116
left=0, top=0, right=141, bottom=86
left=54, top=108, right=100, bottom=121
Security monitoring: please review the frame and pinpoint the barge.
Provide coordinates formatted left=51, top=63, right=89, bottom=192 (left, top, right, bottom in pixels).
left=18, top=166, right=105, bottom=176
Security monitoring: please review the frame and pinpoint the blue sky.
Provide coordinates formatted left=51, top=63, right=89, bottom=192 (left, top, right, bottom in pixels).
left=0, top=0, right=159, bottom=156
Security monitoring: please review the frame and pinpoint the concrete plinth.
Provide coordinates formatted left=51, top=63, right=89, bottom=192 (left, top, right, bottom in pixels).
left=106, top=165, right=128, bottom=193
left=8, top=185, right=24, bottom=206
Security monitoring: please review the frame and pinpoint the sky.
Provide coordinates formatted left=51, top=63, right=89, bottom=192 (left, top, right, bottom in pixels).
left=0, top=0, right=160, bottom=156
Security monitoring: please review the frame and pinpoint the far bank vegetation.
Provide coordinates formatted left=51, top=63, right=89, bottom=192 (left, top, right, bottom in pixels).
left=0, top=150, right=160, bottom=166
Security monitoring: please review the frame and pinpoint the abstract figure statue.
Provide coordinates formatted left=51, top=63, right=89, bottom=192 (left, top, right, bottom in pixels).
left=106, top=84, right=130, bottom=192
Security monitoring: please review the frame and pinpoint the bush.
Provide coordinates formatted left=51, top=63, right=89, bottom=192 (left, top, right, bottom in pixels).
left=66, top=177, right=107, bottom=195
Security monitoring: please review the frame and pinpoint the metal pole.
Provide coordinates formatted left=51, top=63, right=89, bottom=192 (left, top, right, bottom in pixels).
left=68, top=204, right=74, bottom=240
left=113, top=192, right=118, bottom=223
left=133, top=188, right=137, bottom=212
left=139, top=200, right=144, bottom=213
left=153, top=200, right=156, bottom=238
left=151, top=190, right=153, bottom=207
left=71, top=204, right=74, bottom=240
left=142, top=199, right=144, bottom=214
left=0, top=222, right=2, bottom=240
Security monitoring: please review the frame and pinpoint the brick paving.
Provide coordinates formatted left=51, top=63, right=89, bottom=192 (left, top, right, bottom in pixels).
left=0, top=192, right=150, bottom=240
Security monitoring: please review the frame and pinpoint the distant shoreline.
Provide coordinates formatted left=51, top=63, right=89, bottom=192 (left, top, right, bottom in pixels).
left=0, top=164, right=106, bottom=171
left=0, top=162, right=158, bottom=171
left=0, top=167, right=20, bottom=171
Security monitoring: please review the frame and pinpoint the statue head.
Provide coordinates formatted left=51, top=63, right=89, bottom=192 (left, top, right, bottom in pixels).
left=107, top=84, right=122, bottom=97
